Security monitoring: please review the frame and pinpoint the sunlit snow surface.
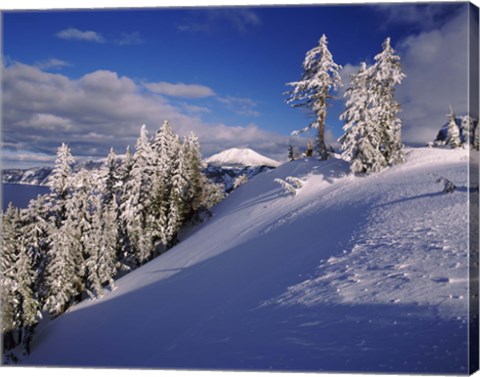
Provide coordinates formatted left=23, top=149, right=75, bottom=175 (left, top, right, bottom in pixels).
left=23, top=148, right=473, bottom=373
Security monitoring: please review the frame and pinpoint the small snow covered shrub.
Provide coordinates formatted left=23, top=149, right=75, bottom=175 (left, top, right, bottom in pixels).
left=274, top=176, right=304, bottom=196
left=437, top=177, right=456, bottom=194
left=233, top=174, right=248, bottom=189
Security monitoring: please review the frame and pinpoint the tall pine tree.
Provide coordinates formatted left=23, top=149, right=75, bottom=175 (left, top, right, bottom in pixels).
left=369, top=37, right=406, bottom=165
left=286, top=34, right=343, bottom=159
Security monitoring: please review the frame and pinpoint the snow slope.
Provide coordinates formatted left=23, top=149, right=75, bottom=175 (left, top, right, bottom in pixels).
left=205, top=147, right=280, bottom=167
left=22, top=148, right=474, bottom=373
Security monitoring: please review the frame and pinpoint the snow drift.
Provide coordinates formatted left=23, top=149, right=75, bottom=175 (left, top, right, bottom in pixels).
left=22, top=147, right=473, bottom=374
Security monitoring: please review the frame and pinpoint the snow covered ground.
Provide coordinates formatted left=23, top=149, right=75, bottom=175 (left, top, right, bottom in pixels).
left=21, top=147, right=474, bottom=373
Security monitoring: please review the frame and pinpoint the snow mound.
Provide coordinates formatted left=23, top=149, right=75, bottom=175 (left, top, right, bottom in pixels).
left=205, top=147, right=280, bottom=167
left=22, top=148, right=474, bottom=374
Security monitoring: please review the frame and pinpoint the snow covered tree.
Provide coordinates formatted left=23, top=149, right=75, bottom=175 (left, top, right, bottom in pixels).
left=20, top=194, right=51, bottom=309
left=48, top=143, right=75, bottom=227
left=369, top=37, right=406, bottom=165
left=474, top=121, right=480, bottom=151
left=460, top=114, right=475, bottom=146
left=339, top=62, right=387, bottom=173
left=102, top=147, right=120, bottom=206
left=288, top=145, right=295, bottom=161
left=84, top=196, right=117, bottom=299
left=306, top=139, right=314, bottom=157
left=1, top=204, right=21, bottom=349
left=233, top=174, right=248, bottom=189
left=183, top=132, right=206, bottom=221
left=15, top=241, right=40, bottom=354
left=44, top=214, right=81, bottom=316
left=150, top=121, right=180, bottom=248
left=165, top=143, right=189, bottom=248
left=286, top=34, right=343, bottom=159
left=121, top=125, right=156, bottom=265
left=117, top=145, right=135, bottom=266
left=446, top=108, right=461, bottom=148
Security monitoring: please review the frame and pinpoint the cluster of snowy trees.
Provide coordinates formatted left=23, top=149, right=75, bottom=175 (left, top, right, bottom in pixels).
left=434, top=108, right=479, bottom=150
left=286, top=35, right=406, bottom=173
left=1, top=121, right=224, bottom=355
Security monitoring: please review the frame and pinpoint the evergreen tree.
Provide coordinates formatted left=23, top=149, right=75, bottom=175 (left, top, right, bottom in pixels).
left=183, top=132, right=206, bottom=220
left=1, top=204, right=21, bottom=349
left=369, top=37, right=406, bottom=164
left=102, top=147, right=120, bottom=206
left=84, top=196, right=117, bottom=299
left=460, top=114, right=474, bottom=146
left=117, top=146, right=135, bottom=267
left=21, top=194, right=51, bottom=308
left=165, top=143, right=189, bottom=248
left=288, top=145, right=295, bottom=161
left=339, top=62, right=386, bottom=173
left=121, top=125, right=156, bottom=264
left=474, top=121, right=480, bottom=151
left=47, top=143, right=75, bottom=227
left=286, top=34, right=343, bottom=159
left=306, top=139, right=314, bottom=157
left=150, top=121, right=180, bottom=247
left=446, top=108, right=461, bottom=148
left=15, top=241, right=40, bottom=354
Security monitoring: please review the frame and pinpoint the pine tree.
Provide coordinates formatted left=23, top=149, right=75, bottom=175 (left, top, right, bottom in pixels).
left=446, top=108, right=461, bottom=148
left=15, top=241, right=40, bottom=354
left=117, top=146, right=134, bottom=267
left=460, top=114, right=474, bottom=146
left=306, top=139, right=313, bottom=157
left=288, top=145, right=295, bottom=161
left=84, top=196, right=117, bottom=299
left=121, top=125, right=156, bottom=264
left=44, top=215, right=81, bottom=316
left=150, top=121, right=180, bottom=247
left=102, top=147, right=119, bottom=206
left=183, top=132, right=206, bottom=220
left=47, top=143, right=75, bottom=227
left=369, top=37, right=406, bottom=165
left=165, top=143, right=189, bottom=248
left=474, top=121, right=480, bottom=151
left=286, top=34, right=343, bottom=159
left=1, top=204, right=21, bottom=349
left=21, top=194, right=51, bottom=309
left=339, top=62, right=386, bottom=173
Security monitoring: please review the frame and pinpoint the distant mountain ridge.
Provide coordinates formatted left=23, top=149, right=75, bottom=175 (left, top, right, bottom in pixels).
left=2, top=148, right=279, bottom=192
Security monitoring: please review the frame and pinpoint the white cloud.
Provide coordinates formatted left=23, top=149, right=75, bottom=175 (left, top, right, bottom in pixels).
left=2, top=63, right=289, bottom=166
left=115, top=32, right=144, bottom=46
left=217, top=96, right=260, bottom=117
left=56, top=28, right=105, bottom=43
left=396, top=6, right=469, bottom=144
left=144, top=81, right=215, bottom=98
left=34, top=58, right=72, bottom=70
left=177, top=9, right=261, bottom=33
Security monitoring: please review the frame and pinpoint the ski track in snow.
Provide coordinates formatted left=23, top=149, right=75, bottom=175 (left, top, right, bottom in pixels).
left=20, top=148, right=474, bottom=374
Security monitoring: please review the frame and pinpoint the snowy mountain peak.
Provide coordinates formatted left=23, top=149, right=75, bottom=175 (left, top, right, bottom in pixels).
left=205, top=148, right=280, bottom=168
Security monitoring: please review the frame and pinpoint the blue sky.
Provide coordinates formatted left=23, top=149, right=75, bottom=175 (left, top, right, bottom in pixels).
left=2, top=2, right=474, bottom=167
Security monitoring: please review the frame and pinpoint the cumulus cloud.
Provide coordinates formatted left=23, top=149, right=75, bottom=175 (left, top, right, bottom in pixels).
left=177, top=8, right=261, bottom=34
left=56, top=28, right=105, bottom=43
left=217, top=96, right=260, bottom=117
left=115, top=32, right=144, bottom=46
left=34, top=58, right=72, bottom=70
left=144, top=81, right=215, bottom=98
left=396, top=6, right=470, bottom=144
left=2, top=63, right=289, bottom=167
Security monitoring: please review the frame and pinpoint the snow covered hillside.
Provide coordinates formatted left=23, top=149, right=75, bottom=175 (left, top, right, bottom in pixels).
left=22, top=147, right=474, bottom=373
left=205, top=147, right=280, bottom=167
